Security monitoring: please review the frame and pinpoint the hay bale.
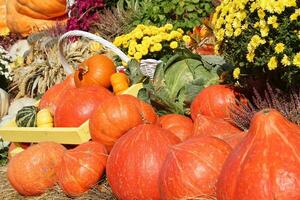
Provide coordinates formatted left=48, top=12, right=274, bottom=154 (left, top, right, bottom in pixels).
left=0, top=166, right=116, bottom=200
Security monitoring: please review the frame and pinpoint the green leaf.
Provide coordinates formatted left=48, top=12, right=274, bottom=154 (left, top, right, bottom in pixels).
left=186, top=4, right=196, bottom=12
left=175, top=7, right=185, bottom=15
left=126, top=60, right=146, bottom=84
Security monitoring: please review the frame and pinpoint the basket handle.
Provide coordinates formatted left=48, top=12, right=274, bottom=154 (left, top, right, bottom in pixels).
left=58, top=30, right=130, bottom=75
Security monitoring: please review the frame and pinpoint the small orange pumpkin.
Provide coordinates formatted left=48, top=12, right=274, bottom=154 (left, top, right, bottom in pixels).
left=74, top=54, right=116, bottom=89
left=57, top=141, right=107, bottom=197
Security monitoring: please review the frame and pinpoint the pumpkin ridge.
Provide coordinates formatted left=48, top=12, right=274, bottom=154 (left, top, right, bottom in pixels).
left=169, top=149, right=209, bottom=196
left=173, top=145, right=220, bottom=175
left=261, top=125, right=273, bottom=200
left=229, top=125, right=261, bottom=198
left=268, top=120, right=300, bottom=163
left=102, top=100, right=125, bottom=139
left=62, top=159, right=86, bottom=194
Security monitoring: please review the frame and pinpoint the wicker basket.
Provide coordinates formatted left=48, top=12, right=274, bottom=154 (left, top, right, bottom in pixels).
left=58, top=30, right=161, bottom=79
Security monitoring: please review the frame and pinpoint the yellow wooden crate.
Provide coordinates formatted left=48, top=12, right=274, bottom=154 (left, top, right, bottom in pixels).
left=0, top=120, right=91, bottom=144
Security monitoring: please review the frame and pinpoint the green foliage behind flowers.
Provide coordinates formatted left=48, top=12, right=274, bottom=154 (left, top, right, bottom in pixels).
left=213, top=0, right=300, bottom=87
left=132, top=0, right=214, bottom=31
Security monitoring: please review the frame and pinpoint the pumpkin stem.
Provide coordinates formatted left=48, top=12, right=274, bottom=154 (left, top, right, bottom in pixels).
left=78, top=64, right=89, bottom=81
left=261, top=109, right=272, bottom=115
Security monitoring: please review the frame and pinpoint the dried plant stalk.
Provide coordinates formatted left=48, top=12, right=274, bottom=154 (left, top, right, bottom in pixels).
left=231, top=83, right=300, bottom=130
left=10, top=33, right=94, bottom=98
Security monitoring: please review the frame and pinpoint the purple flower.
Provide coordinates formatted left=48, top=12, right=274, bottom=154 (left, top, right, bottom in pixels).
left=67, top=0, right=105, bottom=31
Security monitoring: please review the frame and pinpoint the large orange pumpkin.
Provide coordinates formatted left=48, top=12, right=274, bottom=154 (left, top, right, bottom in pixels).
left=190, top=84, right=245, bottom=120
left=158, top=114, right=193, bottom=141
left=217, top=109, right=300, bottom=200
left=74, top=54, right=116, bottom=89
left=159, top=136, right=232, bottom=200
left=7, top=142, right=66, bottom=196
left=57, top=141, right=107, bottom=197
left=90, top=95, right=158, bottom=151
left=39, top=74, right=76, bottom=115
left=6, top=0, right=67, bottom=36
left=107, top=124, right=180, bottom=200
left=54, top=86, right=113, bottom=127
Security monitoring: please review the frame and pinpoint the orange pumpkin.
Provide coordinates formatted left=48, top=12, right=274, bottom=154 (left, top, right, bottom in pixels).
left=57, top=141, right=107, bottom=197
left=159, top=136, right=232, bottom=199
left=0, top=0, right=7, bottom=30
left=7, top=142, right=66, bottom=196
left=39, top=74, right=76, bottom=115
left=217, top=109, right=300, bottom=200
left=190, top=84, right=246, bottom=120
left=74, top=54, right=116, bottom=89
left=90, top=95, right=158, bottom=151
left=6, top=0, right=67, bottom=36
left=107, top=124, right=180, bottom=200
left=158, top=114, right=194, bottom=141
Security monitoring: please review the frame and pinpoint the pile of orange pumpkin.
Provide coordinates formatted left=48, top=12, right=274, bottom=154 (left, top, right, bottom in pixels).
left=6, top=54, right=300, bottom=199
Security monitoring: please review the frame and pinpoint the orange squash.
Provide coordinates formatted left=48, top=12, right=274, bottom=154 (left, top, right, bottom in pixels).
left=7, top=142, right=66, bottom=196
left=74, top=54, right=116, bottom=89
left=158, top=114, right=194, bottom=141
left=57, top=142, right=107, bottom=197
left=217, top=109, right=300, bottom=200
left=110, top=72, right=130, bottom=95
left=6, top=0, right=67, bottom=36
left=0, top=0, right=7, bottom=30
left=15, top=0, right=66, bottom=19
left=90, top=95, right=158, bottom=151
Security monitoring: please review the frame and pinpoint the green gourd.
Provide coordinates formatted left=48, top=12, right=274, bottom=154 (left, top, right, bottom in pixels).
left=15, top=106, right=38, bottom=127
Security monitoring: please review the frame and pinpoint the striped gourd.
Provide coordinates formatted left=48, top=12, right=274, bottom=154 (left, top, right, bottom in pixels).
left=15, top=106, right=38, bottom=127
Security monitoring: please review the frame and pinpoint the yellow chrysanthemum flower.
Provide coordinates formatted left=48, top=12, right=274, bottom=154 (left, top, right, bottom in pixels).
left=233, top=68, right=241, bottom=79
left=170, top=41, right=179, bottom=49
left=290, top=13, right=298, bottom=21
left=153, top=43, right=163, bottom=51
left=177, top=28, right=184, bottom=34
left=293, top=53, right=300, bottom=67
left=136, top=24, right=146, bottom=30
left=268, top=56, right=278, bottom=70
left=135, top=44, right=143, bottom=52
left=234, top=28, right=242, bottom=37
left=267, top=16, right=277, bottom=24
left=258, top=9, right=266, bottom=19
left=281, top=55, right=291, bottom=66
left=113, top=36, right=123, bottom=47
left=246, top=52, right=255, bottom=62
left=182, top=35, right=191, bottom=43
left=128, top=48, right=136, bottom=56
left=260, top=26, right=269, bottom=37
left=134, top=31, right=144, bottom=39
left=134, top=52, right=143, bottom=60
left=164, top=24, right=173, bottom=31
left=274, top=43, right=285, bottom=53
left=140, top=47, right=149, bottom=56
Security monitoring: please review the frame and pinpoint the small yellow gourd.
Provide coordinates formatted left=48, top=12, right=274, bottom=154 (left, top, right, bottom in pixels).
left=37, top=108, right=53, bottom=128
left=110, top=73, right=130, bottom=95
